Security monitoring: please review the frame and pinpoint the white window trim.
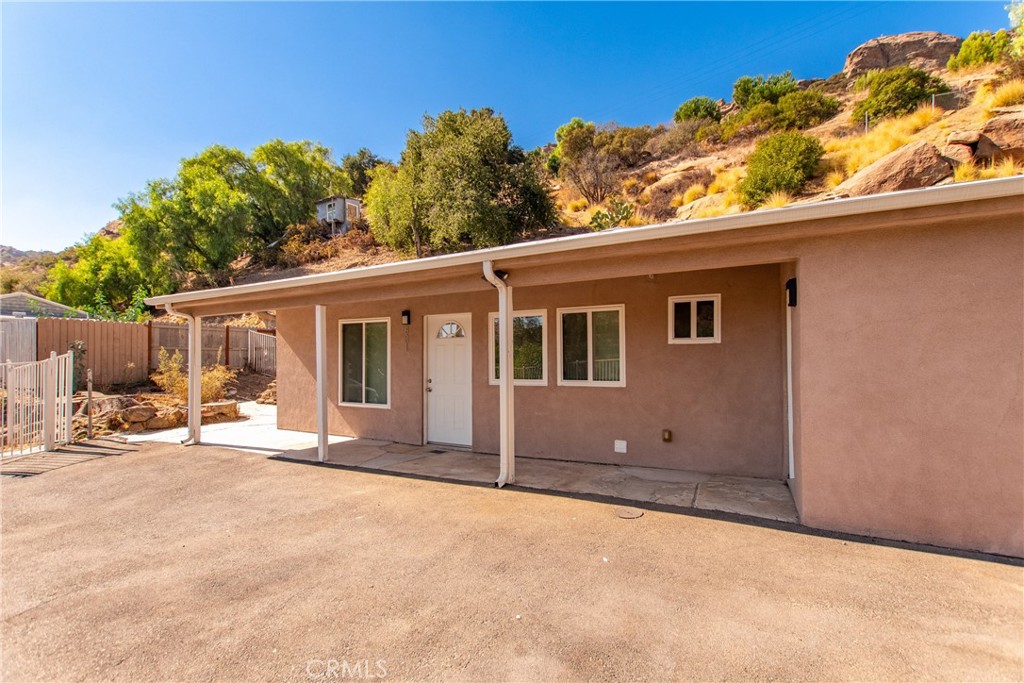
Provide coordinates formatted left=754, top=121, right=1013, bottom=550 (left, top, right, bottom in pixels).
left=487, top=309, right=548, bottom=387
left=337, top=317, right=391, bottom=409
left=668, top=294, right=721, bottom=344
left=556, top=304, right=626, bottom=387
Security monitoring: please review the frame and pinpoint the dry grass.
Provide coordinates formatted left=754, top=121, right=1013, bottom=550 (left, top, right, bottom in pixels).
left=691, top=190, right=745, bottom=218
left=825, top=171, right=846, bottom=189
left=670, top=193, right=687, bottom=208
left=151, top=348, right=236, bottom=404
left=621, top=177, right=641, bottom=195
left=707, top=168, right=744, bottom=195
left=683, top=183, right=707, bottom=204
left=954, top=157, right=1024, bottom=182
left=824, top=107, right=943, bottom=177
left=642, top=171, right=660, bottom=185
left=567, top=198, right=589, bottom=212
left=761, top=191, right=793, bottom=209
left=981, top=79, right=1024, bottom=117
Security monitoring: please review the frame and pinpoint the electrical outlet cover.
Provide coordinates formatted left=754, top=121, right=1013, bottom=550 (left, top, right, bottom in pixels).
left=614, top=440, right=627, bottom=454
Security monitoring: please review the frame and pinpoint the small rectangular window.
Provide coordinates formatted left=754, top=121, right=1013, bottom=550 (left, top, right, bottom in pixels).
left=669, top=295, right=720, bottom=344
left=557, top=305, right=625, bottom=386
left=338, top=319, right=390, bottom=407
left=488, top=311, right=547, bottom=386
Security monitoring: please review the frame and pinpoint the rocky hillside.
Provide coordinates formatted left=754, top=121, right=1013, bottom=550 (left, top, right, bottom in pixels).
left=555, top=30, right=1023, bottom=228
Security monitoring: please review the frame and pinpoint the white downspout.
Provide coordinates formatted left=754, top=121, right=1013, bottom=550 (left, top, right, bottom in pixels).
left=314, top=304, right=329, bottom=462
left=483, top=261, right=515, bottom=487
left=786, top=305, right=794, bottom=480
left=165, top=303, right=201, bottom=445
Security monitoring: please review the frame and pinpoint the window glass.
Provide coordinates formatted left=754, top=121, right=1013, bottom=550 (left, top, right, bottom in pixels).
left=341, top=323, right=364, bottom=403
left=561, top=312, right=588, bottom=381
left=364, top=322, right=388, bottom=405
left=673, top=301, right=692, bottom=339
left=696, top=300, right=715, bottom=338
left=591, top=310, right=621, bottom=382
left=437, top=321, right=465, bottom=339
left=493, top=315, right=545, bottom=382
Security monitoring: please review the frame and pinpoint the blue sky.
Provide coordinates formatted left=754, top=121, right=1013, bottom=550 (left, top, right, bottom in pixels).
left=1, top=1, right=1011, bottom=251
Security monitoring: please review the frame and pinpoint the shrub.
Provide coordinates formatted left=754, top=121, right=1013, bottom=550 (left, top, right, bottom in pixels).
left=708, top=167, right=744, bottom=195
left=674, top=96, right=721, bottom=123
left=775, top=90, right=841, bottom=129
left=151, top=347, right=236, bottom=404
left=947, top=30, right=1011, bottom=71
left=738, top=132, right=824, bottom=207
left=732, top=72, right=798, bottom=109
left=589, top=198, right=635, bottom=231
left=645, top=120, right=703, bottom=157
left=599, top=125, right=658, bottom=167
left=721, top=102, right=777, bottom=141
left=825, top=170, right=845, bottom=189
left=621, top=177, right=641, bottom=195
left=851, top=67, right=948, bottom=123
left=760, top=191, right=793, bottom=209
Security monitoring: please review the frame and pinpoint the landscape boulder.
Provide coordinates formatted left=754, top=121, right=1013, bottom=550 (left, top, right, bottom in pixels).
left=201, top=401, right=240, bottom=424
left=143, top=408, right=186, bottom=431
left=941, top=144, right=974, bottom=166
left=121, top=405, right=157, bottom=423
left=832, top=140, right=953, bottom=197
left=980, top=110, right=1024, bottom=161
left=843, top=32, right=962, bottom=77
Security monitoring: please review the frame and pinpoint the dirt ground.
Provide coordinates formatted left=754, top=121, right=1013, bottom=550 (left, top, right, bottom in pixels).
left=2, top=441, right=1022, bottom=682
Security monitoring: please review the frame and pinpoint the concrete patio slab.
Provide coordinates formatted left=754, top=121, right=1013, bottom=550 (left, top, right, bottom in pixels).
left=127, top=402, right=797, bottom=524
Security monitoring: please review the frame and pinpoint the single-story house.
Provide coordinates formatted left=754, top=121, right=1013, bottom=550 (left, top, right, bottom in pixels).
left=0, top=292, right=89, bottom=319
left=148, top=177, right=1024, bottom=557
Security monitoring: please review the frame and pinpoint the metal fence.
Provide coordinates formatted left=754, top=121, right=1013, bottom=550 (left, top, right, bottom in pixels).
left=1, top=351, right=74, bottom=458
left=247, top=330, right=277, bottom=376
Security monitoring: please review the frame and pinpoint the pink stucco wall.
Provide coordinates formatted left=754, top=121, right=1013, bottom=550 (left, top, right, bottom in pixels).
left=276, top=264, right=787, bottom=478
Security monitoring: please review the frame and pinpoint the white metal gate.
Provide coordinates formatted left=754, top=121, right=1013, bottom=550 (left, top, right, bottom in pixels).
left=1, top=351, right=74, bottom=457
left=247, top=330, right=277, bottom=376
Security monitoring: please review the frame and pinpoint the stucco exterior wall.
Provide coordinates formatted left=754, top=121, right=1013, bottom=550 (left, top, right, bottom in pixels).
left=276, top=264, right=786, bottom=478
left=791, top=217, right=1023, bottom=556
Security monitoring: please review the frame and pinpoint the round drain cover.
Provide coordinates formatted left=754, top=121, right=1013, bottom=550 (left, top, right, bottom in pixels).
left=615, top=507, right=644, bottom=519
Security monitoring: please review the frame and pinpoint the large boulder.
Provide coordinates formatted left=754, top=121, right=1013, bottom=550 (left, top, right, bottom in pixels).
left=833, top=141, right=953, bottom=197
left=843, top=32, right=962, bottom=77
left=121, top=404, right=157, bottom=423
left=980, top=109, right=1024, bottom=162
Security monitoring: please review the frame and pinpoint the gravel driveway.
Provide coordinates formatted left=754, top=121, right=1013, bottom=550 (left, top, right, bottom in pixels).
left=2, top=441, right=1021, bottom=682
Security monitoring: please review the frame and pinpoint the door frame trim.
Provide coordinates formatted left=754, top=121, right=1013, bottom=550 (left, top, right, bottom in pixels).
left=422, top=312, right=473, bottom=448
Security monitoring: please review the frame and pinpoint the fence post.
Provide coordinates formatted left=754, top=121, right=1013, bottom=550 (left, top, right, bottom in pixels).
left=65, top=348, right=74, bottom=444
left=4, top=361, right=13, bottom=453
left=224, top=325, right=231, bottom=369
left=87, top=369, right=94, bottom=440
left=43, top=352, right=56, bottom=451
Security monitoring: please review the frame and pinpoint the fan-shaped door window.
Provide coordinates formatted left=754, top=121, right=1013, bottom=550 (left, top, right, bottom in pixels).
left=436, top=321, right=466, bottom=339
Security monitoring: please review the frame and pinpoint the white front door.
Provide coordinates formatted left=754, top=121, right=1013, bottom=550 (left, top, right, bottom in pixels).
left=425, top=313, right=473, bottom=447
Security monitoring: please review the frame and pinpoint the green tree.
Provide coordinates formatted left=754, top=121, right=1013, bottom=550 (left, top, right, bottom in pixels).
left=948, top=30, right=1012, bottom=70
left=42, top=233, right=155, bottom=313
left=342, top=148, right=388, bottom=198
left=852, top=67, right=948, bottom=123
left=1011, top=1, right=1024, bottom=58
left=554, top=119, right=619, bottom=204
left=738, top=132, right=823, bottom=207
left=674, top=96, right=721, bottom=123
left=732, top=72, right=798, bottom=109
left=365, top=109, right=554, bottom=255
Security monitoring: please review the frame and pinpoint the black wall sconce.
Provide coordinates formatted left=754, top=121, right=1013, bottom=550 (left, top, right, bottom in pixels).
left=785, top=278, right=797, bottom=307
left=401, top=310, right=412, bottom=325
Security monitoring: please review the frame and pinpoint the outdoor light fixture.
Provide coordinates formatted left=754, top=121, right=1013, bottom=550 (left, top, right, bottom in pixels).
left=401, top=310, right=411, bottom=325
left=785, top=278, right=797, bottom=307
left=493, top=269, right=509, bottom=281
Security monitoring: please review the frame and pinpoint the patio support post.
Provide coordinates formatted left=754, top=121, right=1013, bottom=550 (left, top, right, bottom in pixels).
left=315, top=304, right=328, bottom=463
left=483, top=261, right=515, bottom=486
left=187, top=314, right=203, bottom=444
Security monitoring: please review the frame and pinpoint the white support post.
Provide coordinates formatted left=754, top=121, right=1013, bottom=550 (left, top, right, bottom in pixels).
left=315, top=304, right=329, bottom=463
left=187, top=315, right=203, bottom=444
left=64, top=348, right=74, bottom=444
left=43, top=351, right=56, bottom=451
left=786, top=305, right=795, bottom=481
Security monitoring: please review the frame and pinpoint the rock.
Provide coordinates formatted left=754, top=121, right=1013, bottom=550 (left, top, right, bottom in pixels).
left=143, top=408, right=186, bottom=430
left=981, top=111, right=1024, bottom=161
left=121, top=405, right=156, bottom=423
left=833, top=140, right=953, bottom=197
left=125, top=422, right=145, bottom=434
left=947, top=130, right=981, bottom=146
left=941, top=144, right=974, bottom=166
left=200, top=401, right=240, bottom=424
left=256, top=381, right=277, bottom=405
left=973, top=135, right=1006, bottom=163
left=843, top=32, right=962, bottom=77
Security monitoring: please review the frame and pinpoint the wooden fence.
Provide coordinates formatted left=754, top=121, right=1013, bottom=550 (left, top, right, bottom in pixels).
left=37, top=318, right=148, bottom=386
left=247, top=330, right=277, bottom=376
left=33, top=318, right=275, bottom=388
left=0, top=317, right=38, bottom=363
